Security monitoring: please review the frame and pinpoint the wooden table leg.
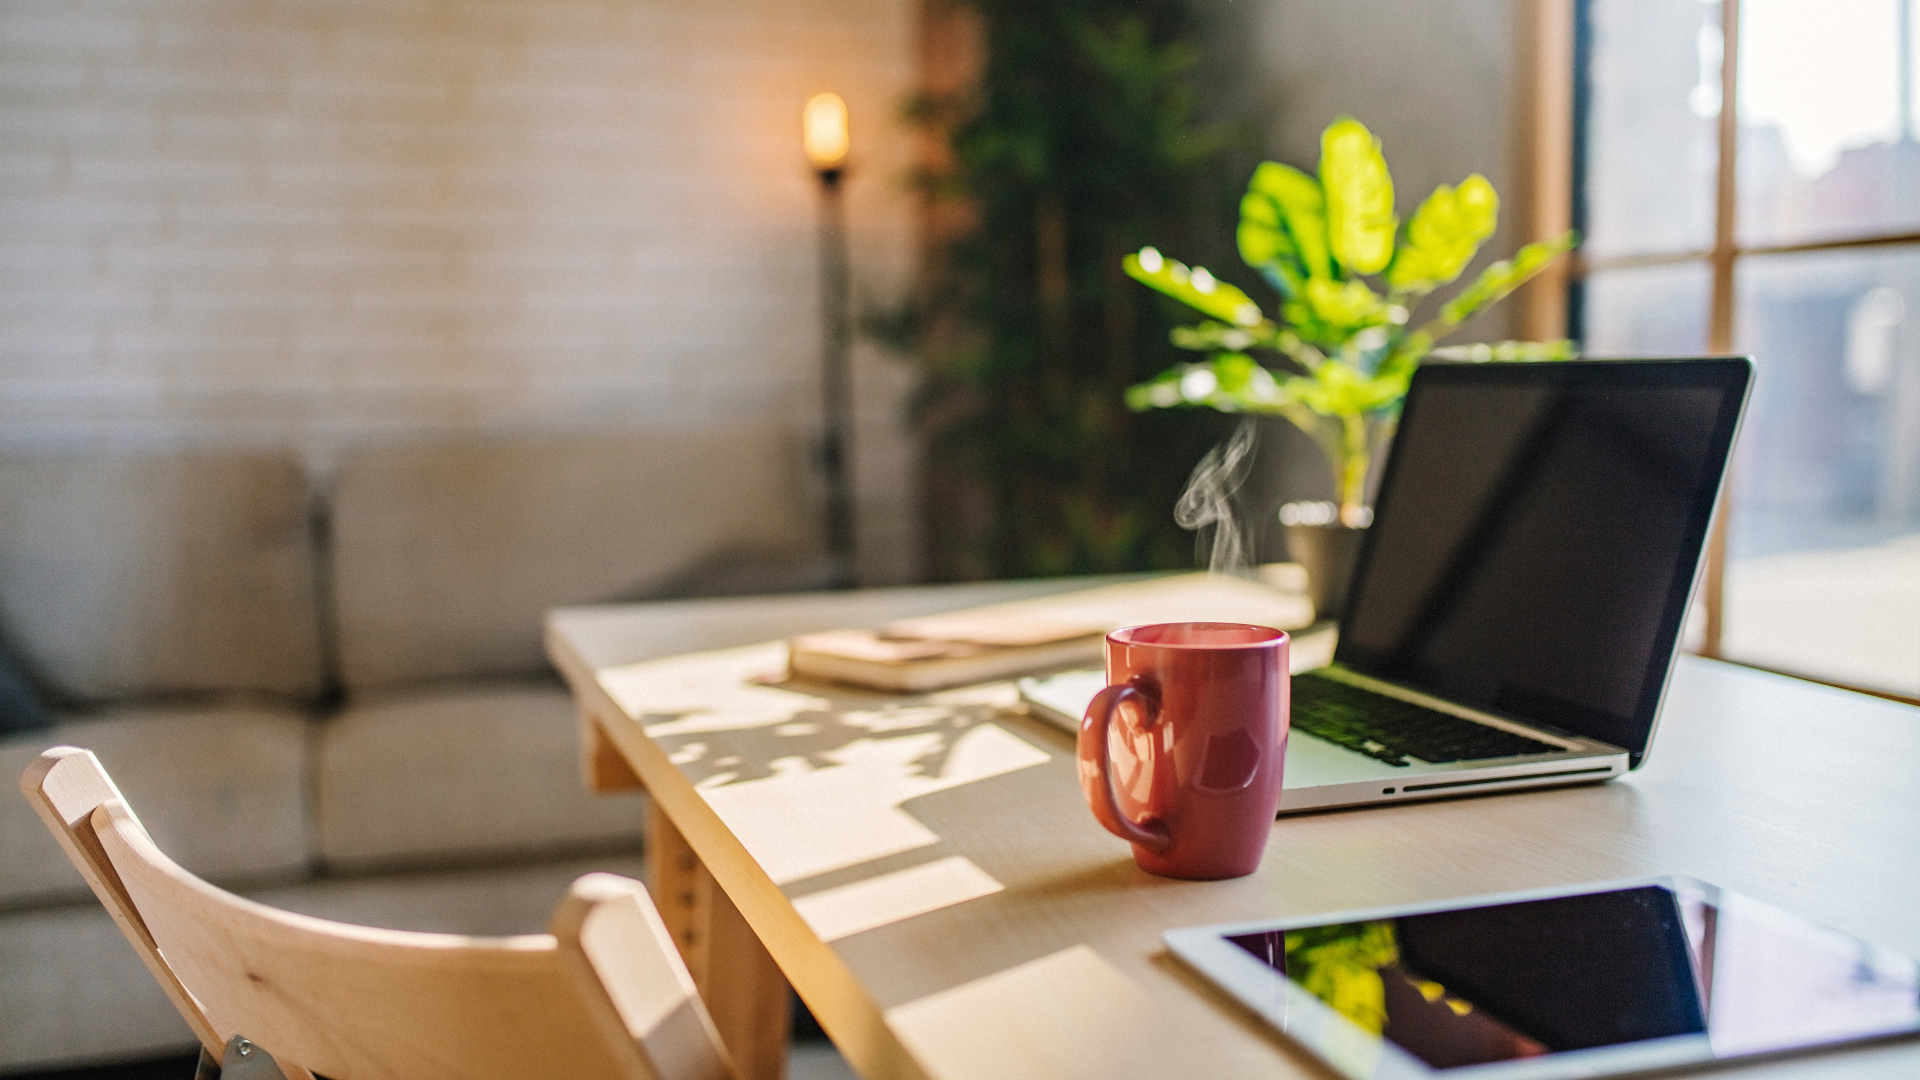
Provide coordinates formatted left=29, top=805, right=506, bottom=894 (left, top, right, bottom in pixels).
left=648, top=799, right=792, bottom=1080
left=580, top=708, right=645, bottom=794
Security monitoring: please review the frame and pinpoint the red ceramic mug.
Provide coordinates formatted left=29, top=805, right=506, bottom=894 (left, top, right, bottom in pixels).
left=1077, top=622, right=1289, bottom=880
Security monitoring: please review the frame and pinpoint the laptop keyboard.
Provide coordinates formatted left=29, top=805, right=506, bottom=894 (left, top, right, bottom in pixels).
left=1291, top=674, right=1563, bottom=767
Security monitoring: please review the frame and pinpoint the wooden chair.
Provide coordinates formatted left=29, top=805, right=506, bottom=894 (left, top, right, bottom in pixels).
left=21, top=746, right=737, bottom=1080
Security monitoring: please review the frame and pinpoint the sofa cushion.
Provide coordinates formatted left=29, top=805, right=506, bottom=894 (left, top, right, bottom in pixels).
left=0, top=903, right=196, bottom=1071
left=0, top=448, right=324, bottom=702
left=315, top=683, right=644, bottom=869
left=0, top=706, right=311, bottom=907
left=0, top=645, right=53, bottom=733
left=329, top=426, right=815, bottom=689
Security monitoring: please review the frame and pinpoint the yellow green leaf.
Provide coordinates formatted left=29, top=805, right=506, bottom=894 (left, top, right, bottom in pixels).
left=1297, top=278, right=1389, bottom=331
left=1123, top=248, right=1265, bottom=327
left=1436, top=230, right=1577, bottom=328
left=1169, top=320, right=1274, bottom=353
left=1238, top=161, right=1331, bottom=285
left=1386, top=173, right=1499, bottom=289
left=1320, top=119, right=1397, bottom=275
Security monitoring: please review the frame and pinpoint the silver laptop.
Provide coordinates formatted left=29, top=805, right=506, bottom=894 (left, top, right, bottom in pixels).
left=1021, top=357, right=1753, bottom=813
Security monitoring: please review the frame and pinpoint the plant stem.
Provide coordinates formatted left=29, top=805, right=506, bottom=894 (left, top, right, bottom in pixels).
left=1339, top=413, right=1370, bottom=526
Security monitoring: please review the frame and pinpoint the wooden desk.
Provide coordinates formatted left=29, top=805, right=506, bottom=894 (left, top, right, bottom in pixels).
left=549, top=599, right=1920, bottom=1080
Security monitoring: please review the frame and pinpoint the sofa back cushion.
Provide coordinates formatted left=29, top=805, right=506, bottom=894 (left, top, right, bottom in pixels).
left=0, top=449, right=324, bottom=702
left=1, top=706, right=312, bottom=907
left=329, top=426, right=814, bottom=689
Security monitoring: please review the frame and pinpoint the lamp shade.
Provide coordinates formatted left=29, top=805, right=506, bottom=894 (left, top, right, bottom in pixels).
left=803, top=92, right=850, bottom=170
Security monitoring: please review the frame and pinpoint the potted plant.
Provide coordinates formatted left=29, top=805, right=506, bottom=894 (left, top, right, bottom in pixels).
left=1121, top=116, right=1576, bottom=615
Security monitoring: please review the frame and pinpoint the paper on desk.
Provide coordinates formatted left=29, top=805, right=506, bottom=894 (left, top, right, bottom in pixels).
left=786, top=569, right=1315, bottom=693
left=879, top=611, right=1107, bottom=647
left=792, top=628, right=999, bottom=661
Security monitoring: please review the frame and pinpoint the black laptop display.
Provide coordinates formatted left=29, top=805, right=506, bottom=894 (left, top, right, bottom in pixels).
left=1334, top=358, right=1753, bottom=767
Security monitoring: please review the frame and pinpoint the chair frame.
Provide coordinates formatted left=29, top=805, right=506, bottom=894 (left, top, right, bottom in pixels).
left=22, top=746, right=736, bottom=1080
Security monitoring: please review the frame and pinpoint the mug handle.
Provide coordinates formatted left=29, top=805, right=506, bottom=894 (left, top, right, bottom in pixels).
left=1078, top=684, right=1173, bottom=855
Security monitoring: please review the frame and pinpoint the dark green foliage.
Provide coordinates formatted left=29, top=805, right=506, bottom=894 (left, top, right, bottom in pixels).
left=883, top=0, right=1245, bottom=579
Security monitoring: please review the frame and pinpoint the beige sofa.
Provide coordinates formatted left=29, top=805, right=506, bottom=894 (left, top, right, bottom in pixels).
left=0, top=426, right=853, bottom=1072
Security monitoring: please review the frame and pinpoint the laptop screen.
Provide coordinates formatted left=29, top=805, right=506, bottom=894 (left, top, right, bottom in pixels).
left=1334, top=358, right=1751, bottom=766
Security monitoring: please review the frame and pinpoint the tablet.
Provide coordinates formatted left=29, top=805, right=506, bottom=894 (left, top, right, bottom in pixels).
left=1165, top=876, right=1920, bottom=1079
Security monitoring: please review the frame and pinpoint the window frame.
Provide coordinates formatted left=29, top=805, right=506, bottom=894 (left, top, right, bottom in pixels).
left=1527, top=0, right=1920, bottom=703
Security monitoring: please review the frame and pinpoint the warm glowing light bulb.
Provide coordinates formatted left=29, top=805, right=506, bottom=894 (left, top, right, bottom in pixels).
left=803, top=92, right=850, bottom=170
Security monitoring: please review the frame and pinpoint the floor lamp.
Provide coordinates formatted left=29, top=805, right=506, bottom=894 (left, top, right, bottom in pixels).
left=804, top=92, right=856, bottom=589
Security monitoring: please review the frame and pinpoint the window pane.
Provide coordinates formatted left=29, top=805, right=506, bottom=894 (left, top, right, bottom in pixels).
left=1584, top=0, right=1719, bottom=257
left=1738, top=0, right=1920, bottom=247
left=1724, top=247, right=1920, bottom=696
left=1581, top=262, right=1711, bottom=355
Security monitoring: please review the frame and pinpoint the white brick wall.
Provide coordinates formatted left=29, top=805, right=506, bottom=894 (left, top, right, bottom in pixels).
left=0, top=0, right=922, bottom=583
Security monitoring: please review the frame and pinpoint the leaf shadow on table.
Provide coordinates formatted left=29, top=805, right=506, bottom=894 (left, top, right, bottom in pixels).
left=645, top=695, right=1012, bottom=789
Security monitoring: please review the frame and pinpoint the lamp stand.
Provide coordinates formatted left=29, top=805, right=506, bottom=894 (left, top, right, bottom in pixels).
left=815, top=167, right=856, bottom=589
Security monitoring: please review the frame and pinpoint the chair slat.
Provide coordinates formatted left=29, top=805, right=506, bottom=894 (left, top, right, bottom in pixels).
left=19, top=748, right=223, bottom=1055
left=553, top=873, right=735, bottom=1080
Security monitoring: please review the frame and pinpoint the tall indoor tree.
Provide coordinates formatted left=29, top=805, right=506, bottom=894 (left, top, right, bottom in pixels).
left=882, top=0, right=1242, bottom=579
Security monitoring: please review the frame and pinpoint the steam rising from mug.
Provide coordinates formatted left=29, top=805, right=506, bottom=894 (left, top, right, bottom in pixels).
left=1174, top=418, right=1257, bottom=576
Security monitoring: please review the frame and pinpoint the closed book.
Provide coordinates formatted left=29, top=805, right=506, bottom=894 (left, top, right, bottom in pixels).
left=786, top=629, right=1105, bottom=692
left=785, top=569, right=1314, bottom=692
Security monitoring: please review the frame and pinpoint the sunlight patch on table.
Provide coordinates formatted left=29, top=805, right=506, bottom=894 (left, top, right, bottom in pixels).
left=887, top=945, right=1161, bottom=1080
left=701, top=722, right=1052, bottom=884
left=603, top=643, right=818, bottom=725
left=792, top=856, right=1004, bottom=943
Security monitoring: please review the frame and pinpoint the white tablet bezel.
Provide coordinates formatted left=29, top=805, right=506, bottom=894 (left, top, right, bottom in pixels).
left=1163, top=874, right=1918, bottom=1080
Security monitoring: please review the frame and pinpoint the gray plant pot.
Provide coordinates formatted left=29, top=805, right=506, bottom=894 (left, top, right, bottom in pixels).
left=1284, top=523, right=1368, bottom=621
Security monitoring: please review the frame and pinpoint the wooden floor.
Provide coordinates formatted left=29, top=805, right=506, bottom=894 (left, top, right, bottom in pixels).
left=789, top=1040, right=860, bottom=1080
left=3, top=1055, right=199, bottom=1080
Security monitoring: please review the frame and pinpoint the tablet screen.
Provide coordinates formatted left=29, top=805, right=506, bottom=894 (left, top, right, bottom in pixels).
left=1171, top=878, right=1919, bottom=1078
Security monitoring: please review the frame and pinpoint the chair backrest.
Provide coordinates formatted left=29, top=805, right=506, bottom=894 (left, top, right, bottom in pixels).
left=21, top=747, right=735, bottom=1080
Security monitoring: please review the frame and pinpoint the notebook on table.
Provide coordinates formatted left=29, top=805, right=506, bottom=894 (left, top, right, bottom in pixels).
left=1021, top=357, right=1753, bottom=813
left=786, top=570, right=1315, bottom=692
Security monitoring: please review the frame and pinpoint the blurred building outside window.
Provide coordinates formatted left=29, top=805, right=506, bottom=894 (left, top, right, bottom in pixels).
left=1573, top=0, right=1920, bottom=700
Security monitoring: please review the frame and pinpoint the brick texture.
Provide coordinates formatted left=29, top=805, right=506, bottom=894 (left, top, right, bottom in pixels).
left=0, top=0, right=922, bottom=583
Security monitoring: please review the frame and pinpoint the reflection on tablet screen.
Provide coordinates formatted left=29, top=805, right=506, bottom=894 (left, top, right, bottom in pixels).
left=1225, top=882, right=1919, bottom=1074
